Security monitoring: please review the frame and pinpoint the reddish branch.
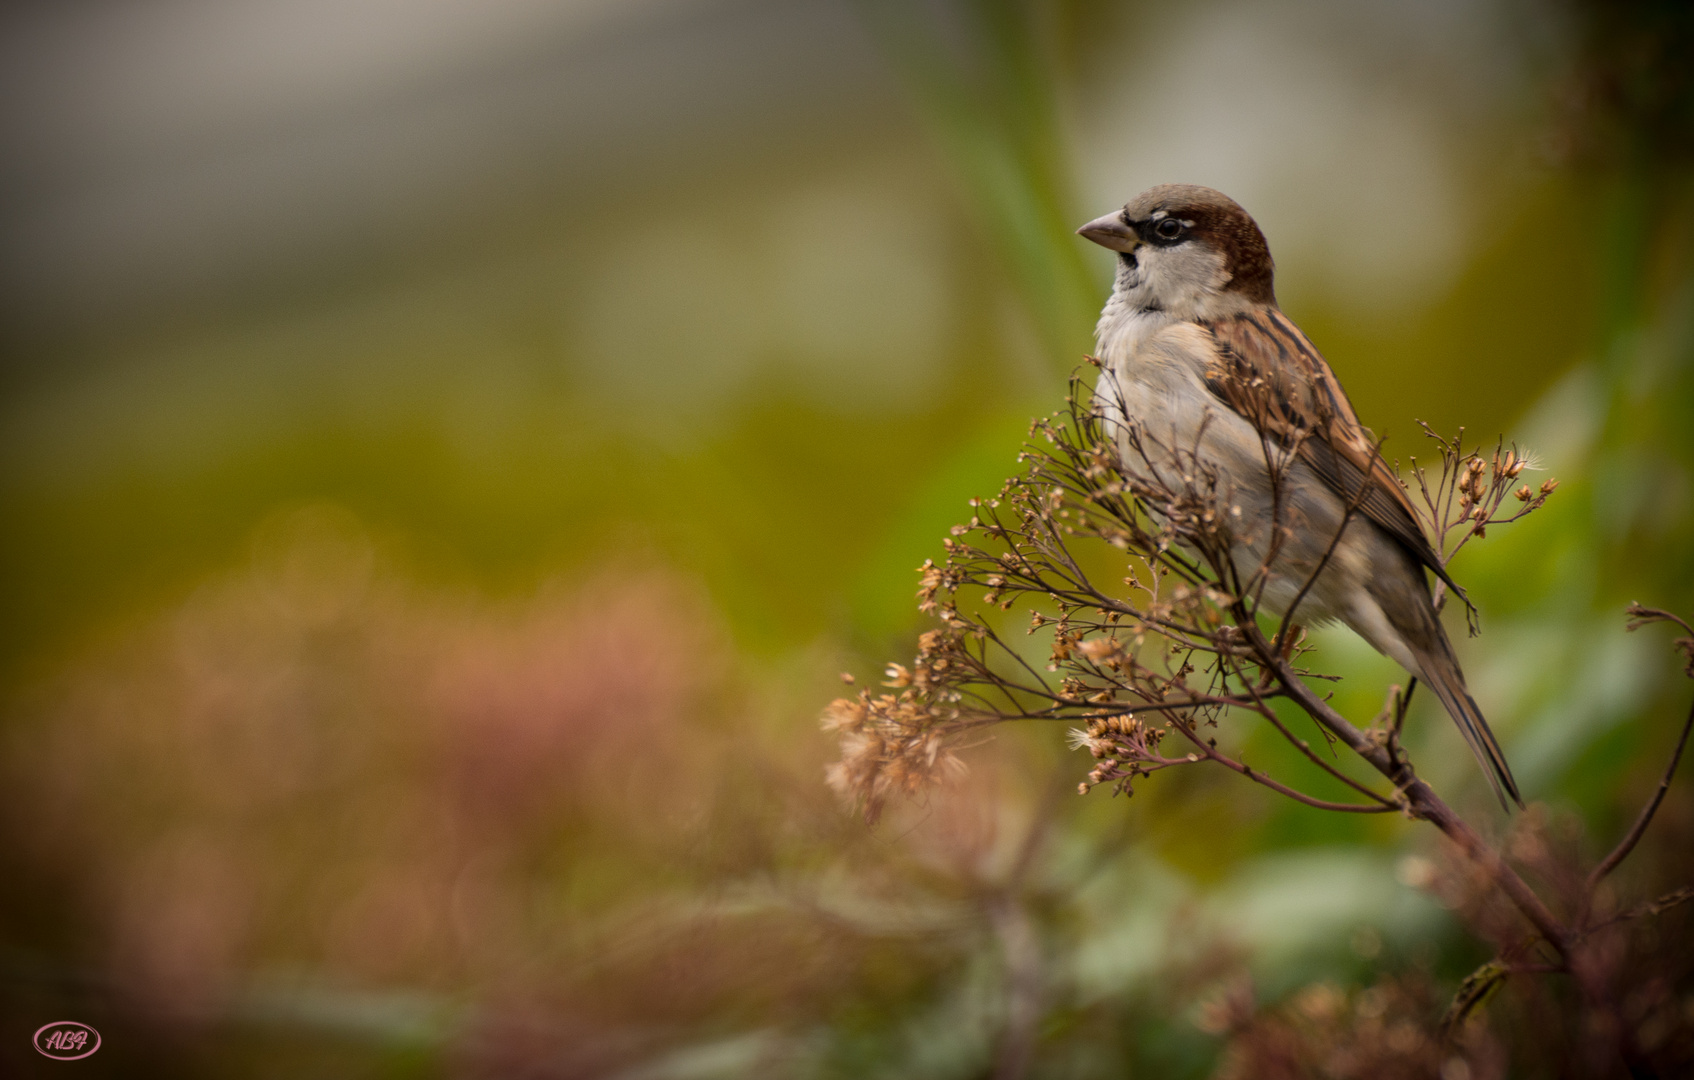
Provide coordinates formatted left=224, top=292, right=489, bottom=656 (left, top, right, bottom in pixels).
left=825, top=379, right=1694, bottom=1051
left=1236, top=617, right=1575, bottom=957
left=1589, top=606, right=1694, bottom=887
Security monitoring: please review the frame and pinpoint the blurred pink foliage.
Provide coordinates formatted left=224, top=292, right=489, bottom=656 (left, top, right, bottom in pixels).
left=4, top=506, right=729, bottom=1019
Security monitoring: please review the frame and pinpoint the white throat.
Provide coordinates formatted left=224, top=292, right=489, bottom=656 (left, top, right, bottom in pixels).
left=1093, top=247, right=1258, bottom=366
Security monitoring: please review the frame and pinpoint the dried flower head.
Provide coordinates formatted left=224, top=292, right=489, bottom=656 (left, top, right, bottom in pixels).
left=823, top=376, right=1558, bottom=820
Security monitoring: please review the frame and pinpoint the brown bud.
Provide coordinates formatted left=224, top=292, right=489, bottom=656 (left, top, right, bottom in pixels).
left=1515, top=484, right=1532, bottom=502
left=1540, top=477, right=1560, bottom=495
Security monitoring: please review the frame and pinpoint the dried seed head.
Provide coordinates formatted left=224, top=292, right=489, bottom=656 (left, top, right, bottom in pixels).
left=1077, top=637, right=1122, bottom=661
left=820, top=696, right=868, bottom=733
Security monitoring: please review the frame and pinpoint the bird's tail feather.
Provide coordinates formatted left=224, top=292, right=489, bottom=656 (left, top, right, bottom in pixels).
left=1415, top=644, right=1523, bottom=810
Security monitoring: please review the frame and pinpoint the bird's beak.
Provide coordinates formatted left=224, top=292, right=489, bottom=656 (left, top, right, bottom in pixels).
left=1076, top=213, right=1140, bottom=253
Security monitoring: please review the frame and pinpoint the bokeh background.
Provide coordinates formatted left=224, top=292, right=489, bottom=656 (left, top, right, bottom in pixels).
left=0, top=0, right=1690, bottom=1076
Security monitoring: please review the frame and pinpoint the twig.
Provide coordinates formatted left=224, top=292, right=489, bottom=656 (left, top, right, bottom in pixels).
left=1240, top=616, right=1572, bottom=956
left=1391, top=680, right=1417, bottom=742
left=1237, top=674, right=1398, bottom=807
left=1583, top=886, right=1694, bottom=936
left=1165, top=719, right=1396, bottom=813
left=1272, top=435, right=1392, bottom=651
left=1589, top=694, right=1694, bottom=887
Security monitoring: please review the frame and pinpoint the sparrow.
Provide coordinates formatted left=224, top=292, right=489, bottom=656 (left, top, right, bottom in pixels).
left=1076, top=184, right=1521, bottom=808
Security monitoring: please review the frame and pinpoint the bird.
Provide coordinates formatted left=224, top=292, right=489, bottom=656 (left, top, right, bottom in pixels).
left=1075, top=183, right=1521, bottom=808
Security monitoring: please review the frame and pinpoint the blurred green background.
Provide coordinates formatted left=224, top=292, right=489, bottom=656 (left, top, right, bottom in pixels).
left=0, top=0, right=1689, bottom=1076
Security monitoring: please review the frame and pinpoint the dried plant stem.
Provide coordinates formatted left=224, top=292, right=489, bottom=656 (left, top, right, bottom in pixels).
left=827, top=384, right=1581, bottom=957
left=988, top=892, right=1042, bottom=1080
left=1242, top=619, right=1574, bottom=957
left=1164, top=717, right=1396, bottom=813
left=1238, top=675, right=1399, bottom=807
left=824, top=374, right=1694, bottom=1075
left=1590, top=694, right=1694, bottom=887
left=1420, top=798, right=1573, bottom=960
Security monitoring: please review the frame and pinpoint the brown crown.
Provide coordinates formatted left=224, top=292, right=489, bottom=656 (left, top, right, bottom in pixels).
left=1122, top=184, right=1277, bottom=306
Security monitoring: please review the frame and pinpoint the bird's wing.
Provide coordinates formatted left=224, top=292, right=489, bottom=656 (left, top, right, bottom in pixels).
left=1200, top=308, right=1463, bottom=597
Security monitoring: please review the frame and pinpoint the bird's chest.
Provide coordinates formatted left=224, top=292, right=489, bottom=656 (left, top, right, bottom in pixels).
left=1094, top=315, right=1219, bottom=445
left=1094, top=315, right=1273, bottom=520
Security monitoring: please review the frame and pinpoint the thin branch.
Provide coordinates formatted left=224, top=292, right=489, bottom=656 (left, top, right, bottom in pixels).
left=827, top=378, right=1573, bottom=959
left=1272, top=435, right=1392, bottom=651
left=1238, top=615, right=1572, bottom=956
left=1587, top=886, right=1694, bottom=935
left=1236, top=670, right=1397, bottom=806
left=1589, top=693, right=1694, bottom=886
left=1391, top=679, right=1417, bottom=742
left=1163, top=718, right=1396, bottom=813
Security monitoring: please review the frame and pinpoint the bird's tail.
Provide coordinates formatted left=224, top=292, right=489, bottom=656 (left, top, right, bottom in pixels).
left=1414, top=638, right=1523, bottom=810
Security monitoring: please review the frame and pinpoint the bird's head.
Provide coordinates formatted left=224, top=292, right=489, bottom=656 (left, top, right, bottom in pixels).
left=1078, top=184, right=1276, bottom=317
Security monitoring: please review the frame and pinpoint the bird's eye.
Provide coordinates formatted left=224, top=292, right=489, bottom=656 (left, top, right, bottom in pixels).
left=1155, top=218, right=1184, bottom=240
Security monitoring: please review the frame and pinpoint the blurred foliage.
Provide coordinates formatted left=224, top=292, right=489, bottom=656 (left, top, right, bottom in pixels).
left=0, top=0, right=1690, bottom=1077
left=856, top=0, right=1099, bottom=365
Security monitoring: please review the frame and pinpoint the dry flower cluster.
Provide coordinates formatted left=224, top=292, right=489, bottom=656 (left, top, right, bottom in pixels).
left=1207, top=974, right=1506, bottom=1080
left=823, top=372, right=1558, bottom=822
left=823, top=371, right=1694, bottom=1076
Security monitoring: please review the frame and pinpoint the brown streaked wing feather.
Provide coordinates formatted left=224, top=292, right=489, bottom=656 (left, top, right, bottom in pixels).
left=1201, top=309, right=1463, bottom=597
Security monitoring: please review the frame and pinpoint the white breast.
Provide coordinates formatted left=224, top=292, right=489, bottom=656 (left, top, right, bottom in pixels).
left=1093, top=312, right=1222, bottom=448
left=1094, top=304, right=1173, bottom=371
left=1093, top=312, right=1282, bottom=560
